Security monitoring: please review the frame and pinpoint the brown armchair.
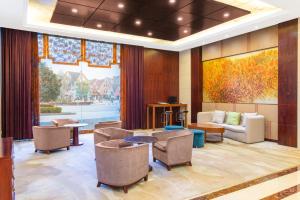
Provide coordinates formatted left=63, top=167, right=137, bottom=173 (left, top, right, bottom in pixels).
left=95, top=139, right=149, bottom=193
left=93, top=127, right=134, bottom=145
left=152, top=130, right=193, bottom=170
left=33, top=126, right=71, bottom=154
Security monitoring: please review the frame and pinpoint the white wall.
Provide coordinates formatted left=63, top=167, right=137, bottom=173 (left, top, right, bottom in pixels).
left=179, top=49, right=191, bottom=124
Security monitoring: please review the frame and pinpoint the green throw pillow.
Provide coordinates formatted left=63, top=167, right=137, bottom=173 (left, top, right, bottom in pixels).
left=226, top=112, right=241, bottom=125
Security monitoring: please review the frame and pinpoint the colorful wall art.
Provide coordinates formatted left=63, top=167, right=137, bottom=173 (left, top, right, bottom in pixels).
left=203, top=48, right=278, bottom=104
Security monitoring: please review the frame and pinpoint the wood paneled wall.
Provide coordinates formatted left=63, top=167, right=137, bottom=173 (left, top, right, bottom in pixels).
left=191, top=47, right=203, bottom=123
left=200, top=26, right=279, bottom=141
left=278, top=19, right=298, bottom=147
left=143, top=48, right=179, bottom=128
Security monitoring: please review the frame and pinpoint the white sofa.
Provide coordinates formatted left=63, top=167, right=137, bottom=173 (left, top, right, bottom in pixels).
left=197, top=112, right=265, bottom=143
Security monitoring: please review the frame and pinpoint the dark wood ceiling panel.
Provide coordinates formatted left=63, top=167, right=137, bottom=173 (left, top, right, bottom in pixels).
left=55, top=1, right=95, bottom=19
left=52, top=13, right=85, bottom=26
left=90, top=9, right=128, bottom=24
left=167, top=12, right=199, bottom=26
left=98, top=0, right=143, bottom=14
left=206, top=6, right=249, bottom=22
left=180, top=0, right=227, bottom=16
left=50, top=0, right=251, bottom=41
left=58, top=0, right=104, bottom=8
left=84, top=19, right=116, bottom=31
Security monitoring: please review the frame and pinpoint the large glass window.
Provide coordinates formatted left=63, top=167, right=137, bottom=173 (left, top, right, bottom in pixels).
left=38, top=35, right=120, bottom=130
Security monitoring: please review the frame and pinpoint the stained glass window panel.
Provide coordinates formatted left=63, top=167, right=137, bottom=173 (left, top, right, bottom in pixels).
left=38, top=34, right=44, bottom=58
left=48, top=36, right=81, bottom=64
left=86, top=41, right=113, bottom=67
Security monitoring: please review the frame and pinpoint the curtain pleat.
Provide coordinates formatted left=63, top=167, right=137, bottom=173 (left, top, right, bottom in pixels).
left=120, top=45, right=144, bottom=130
left=1, top=28, right=39, bottom=139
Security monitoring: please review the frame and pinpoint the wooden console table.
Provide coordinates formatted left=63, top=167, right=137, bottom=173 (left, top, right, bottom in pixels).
left=146, top=103, right=188, bottom=130
left=0, top=137, right=14, bottom=200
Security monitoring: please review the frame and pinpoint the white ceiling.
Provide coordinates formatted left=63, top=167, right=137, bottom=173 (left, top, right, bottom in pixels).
left=0, top=0, right=299, bottom=51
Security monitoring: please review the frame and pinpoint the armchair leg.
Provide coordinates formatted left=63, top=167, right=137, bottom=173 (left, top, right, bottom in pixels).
left=144, top=175, right=148, bottom=182
left=166, top=165, right=171, bottom=171
left=67, top=146, right=70, bottom=150
left=153, top=158, right=156, bottom=162
left=35, top=149, right=38, bottom=153
left=188, top=161, right=192, bottom=166
left=123, top=186, right=128, bottom=193
left=96, top=182, right=101, bottom=187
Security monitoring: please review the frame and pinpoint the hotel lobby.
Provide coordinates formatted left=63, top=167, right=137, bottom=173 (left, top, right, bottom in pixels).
left=1, top=0, right=300, bottom=200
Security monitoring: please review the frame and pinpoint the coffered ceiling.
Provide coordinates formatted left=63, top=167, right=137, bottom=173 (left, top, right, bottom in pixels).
left=0, top=0, right=299, bottom=51
left=50, top=0, right=250, bottom=41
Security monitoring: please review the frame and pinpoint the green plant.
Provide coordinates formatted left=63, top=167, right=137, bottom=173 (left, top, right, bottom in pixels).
left=40, top=106, right=62, bottom=113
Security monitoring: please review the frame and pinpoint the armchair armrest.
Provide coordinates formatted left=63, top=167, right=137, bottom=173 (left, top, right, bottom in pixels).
left=197, top=112, right=213, bottom=123
left=245, top=115, right=265, bottom=143
left=152, top=131, right=175, bottom=141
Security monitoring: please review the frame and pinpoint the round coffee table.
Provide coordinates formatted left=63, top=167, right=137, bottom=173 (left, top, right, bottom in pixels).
left=124, top=136, right=158, bottom=171
left=64, top=123, right=88, bottom=146
left=188, top=123, right=225, bottom=143
left=124, top=136, right=158, bottom=144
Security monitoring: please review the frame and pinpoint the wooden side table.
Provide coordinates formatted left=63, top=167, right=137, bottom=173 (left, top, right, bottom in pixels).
left=188, top=123, right=225, bottom=143
left=146, top=103, right=188, bottom=130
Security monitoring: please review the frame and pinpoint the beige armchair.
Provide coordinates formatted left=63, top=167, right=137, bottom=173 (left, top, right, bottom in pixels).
left=95, top=139, right=149, bottom=193
left=52, top=118, right=79, bottom=126
left=152, top=130, right=193, bottom=170
left=93, top=127, right=134, bottom=145
left=33, top=126, right=71, bottom=154
left=95, top=121, right=121, bottom=129
left=52, top=118, right=79, bottom=138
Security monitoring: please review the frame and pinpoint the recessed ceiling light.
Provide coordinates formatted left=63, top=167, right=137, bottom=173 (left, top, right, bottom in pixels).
left=118, top=3, right=125, bottom=9
left=223, top=12, right=230, bottom=18
left=183, top=29, right=188, bottom=34
left=147, top=31, right=153, bottom=36
left=96, top=23, right=102, bottom=28
left=71, top=8, right=78, bottom=14
left=169, top=0, right=176, bottom=4
left=177, top=16, right=183, bottom=21
left=135, top=19, right=142, bottom=26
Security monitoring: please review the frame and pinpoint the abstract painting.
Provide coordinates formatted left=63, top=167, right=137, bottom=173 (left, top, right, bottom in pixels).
left=203, top=48, right=278, bottom=104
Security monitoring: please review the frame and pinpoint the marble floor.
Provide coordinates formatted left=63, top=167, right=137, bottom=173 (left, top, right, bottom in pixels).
left=14, top=132, right=300, bottom=200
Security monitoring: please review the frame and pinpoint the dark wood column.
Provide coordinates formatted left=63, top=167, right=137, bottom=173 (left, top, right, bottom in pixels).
left=191, top=47, right=203, bottom=123
left=278, top=19, right=298, bottom=147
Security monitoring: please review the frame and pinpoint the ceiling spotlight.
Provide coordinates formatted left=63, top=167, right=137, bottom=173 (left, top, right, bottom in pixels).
left=118, top=3, right=125, bottom=9
left=135, top=19, right=142, bottom=26
left=96, top=23, right=102, bottom=28
left=183, top=29, right=188, bottom=34
left=71, top=8, right=78, bottom=14
left=223, top=12, right=230, bottom=18
left=147, top=31, right=153, bottom=36
left=177, top=16, right=183, bottom=21
left=169, top=0, right=176, bottom=4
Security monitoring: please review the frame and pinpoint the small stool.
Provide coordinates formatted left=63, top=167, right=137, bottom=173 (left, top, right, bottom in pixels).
left=192, top=130, right=205, bottom=148
left=165, top=125, right=184, bottom=130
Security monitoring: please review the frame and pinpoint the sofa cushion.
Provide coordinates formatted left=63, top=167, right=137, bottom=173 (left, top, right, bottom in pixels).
left=222, top=124, right=246, bottom=133
left=154, top=141, right=167, bottom=152
left=226, top=112, right=241, bottom=125
left=241, top=113, right=257, bottom=127
left=212, top=110, right=226, bottom=124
